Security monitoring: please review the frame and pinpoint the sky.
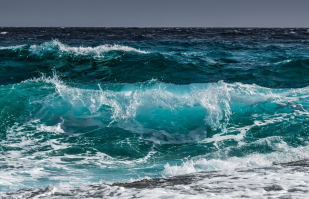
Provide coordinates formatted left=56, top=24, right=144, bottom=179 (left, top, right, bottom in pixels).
left=0, top=0, right=309, bottom=27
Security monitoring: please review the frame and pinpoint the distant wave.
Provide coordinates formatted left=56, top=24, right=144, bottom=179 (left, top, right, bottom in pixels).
left=0, top=40, right=148, bottom=55
left=2, top=40, right=309, bottom=88
left=0, top=44, right=25, bottom=50
left=30, top=40, right=149, bottom=55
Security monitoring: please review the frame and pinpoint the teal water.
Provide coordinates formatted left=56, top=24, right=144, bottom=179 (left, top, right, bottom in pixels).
left=1, top=28, right=309, bottom=192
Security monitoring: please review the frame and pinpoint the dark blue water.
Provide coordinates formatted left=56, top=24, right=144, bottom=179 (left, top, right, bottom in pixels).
left=1, top=28, right=309, bottom=192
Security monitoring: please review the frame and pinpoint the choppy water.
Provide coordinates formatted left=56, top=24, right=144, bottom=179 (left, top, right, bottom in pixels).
left=1, top=28, right=309, bottom=198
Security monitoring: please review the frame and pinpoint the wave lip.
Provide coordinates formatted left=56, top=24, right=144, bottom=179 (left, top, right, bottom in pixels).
left=29, top=40, right=149, bottom=56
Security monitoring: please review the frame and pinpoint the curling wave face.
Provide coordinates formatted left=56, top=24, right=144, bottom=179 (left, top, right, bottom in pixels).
left=1, top=28, right=309, bottom=195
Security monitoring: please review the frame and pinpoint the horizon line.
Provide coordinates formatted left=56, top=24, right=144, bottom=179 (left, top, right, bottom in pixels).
left=1, top=26, right=309, bottom=28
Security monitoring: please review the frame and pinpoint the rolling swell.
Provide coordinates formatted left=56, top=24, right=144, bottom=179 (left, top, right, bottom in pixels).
left=2, top=39, right=309, bottom=87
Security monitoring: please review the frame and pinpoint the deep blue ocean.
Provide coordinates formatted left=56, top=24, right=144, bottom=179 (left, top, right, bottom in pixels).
left=1, top=28, right=309, bottom=198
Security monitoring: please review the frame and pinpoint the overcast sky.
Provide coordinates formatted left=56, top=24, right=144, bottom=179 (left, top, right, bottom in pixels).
left=0, top=0, right=309, bottom=27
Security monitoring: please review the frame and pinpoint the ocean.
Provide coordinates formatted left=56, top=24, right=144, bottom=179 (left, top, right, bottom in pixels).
left=1, top=27, right=309, bottom=198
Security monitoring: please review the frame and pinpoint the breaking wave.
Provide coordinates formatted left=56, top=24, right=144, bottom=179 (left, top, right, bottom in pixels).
left=29, top=39, right=149, bottom=55
left=2, top=74, right=309, bottom=190
left=0, top=40, right=148, bottom=56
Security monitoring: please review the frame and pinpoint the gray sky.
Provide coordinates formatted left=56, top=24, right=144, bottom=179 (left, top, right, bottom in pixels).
left=0, top=0, right=309, bottom=27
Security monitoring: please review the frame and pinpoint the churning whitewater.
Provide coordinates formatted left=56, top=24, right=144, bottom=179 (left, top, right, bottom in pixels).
left=1, top=28, right=309, bottom=198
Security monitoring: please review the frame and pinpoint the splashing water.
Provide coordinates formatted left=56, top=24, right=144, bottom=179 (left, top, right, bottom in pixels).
left=1, top=28, right=309, bottom=198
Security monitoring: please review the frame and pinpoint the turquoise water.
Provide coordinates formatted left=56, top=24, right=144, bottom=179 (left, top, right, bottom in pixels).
left=1, top=28, right=309, bottom=192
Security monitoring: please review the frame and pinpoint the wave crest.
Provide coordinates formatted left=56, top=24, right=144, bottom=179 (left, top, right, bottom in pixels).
left=29, top=40, right=148, bottom=56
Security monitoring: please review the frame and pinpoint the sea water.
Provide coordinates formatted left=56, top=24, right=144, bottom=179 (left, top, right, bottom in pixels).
left=1, top=28, right=309, bottom=198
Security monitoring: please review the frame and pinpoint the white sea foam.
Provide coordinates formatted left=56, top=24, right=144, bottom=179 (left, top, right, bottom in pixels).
left=29, top=40, right=148, bottom=56
left=1, top=163, right=309, bottom=198
left=0, top=45, right=25, bottom=50
left=162, top=139, right=309, bottom=177
left=0, top=31, right=7, bottom=34
left=0, top=121, right=115, bottom=191
left=38, top=122, right=65, bottom=134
